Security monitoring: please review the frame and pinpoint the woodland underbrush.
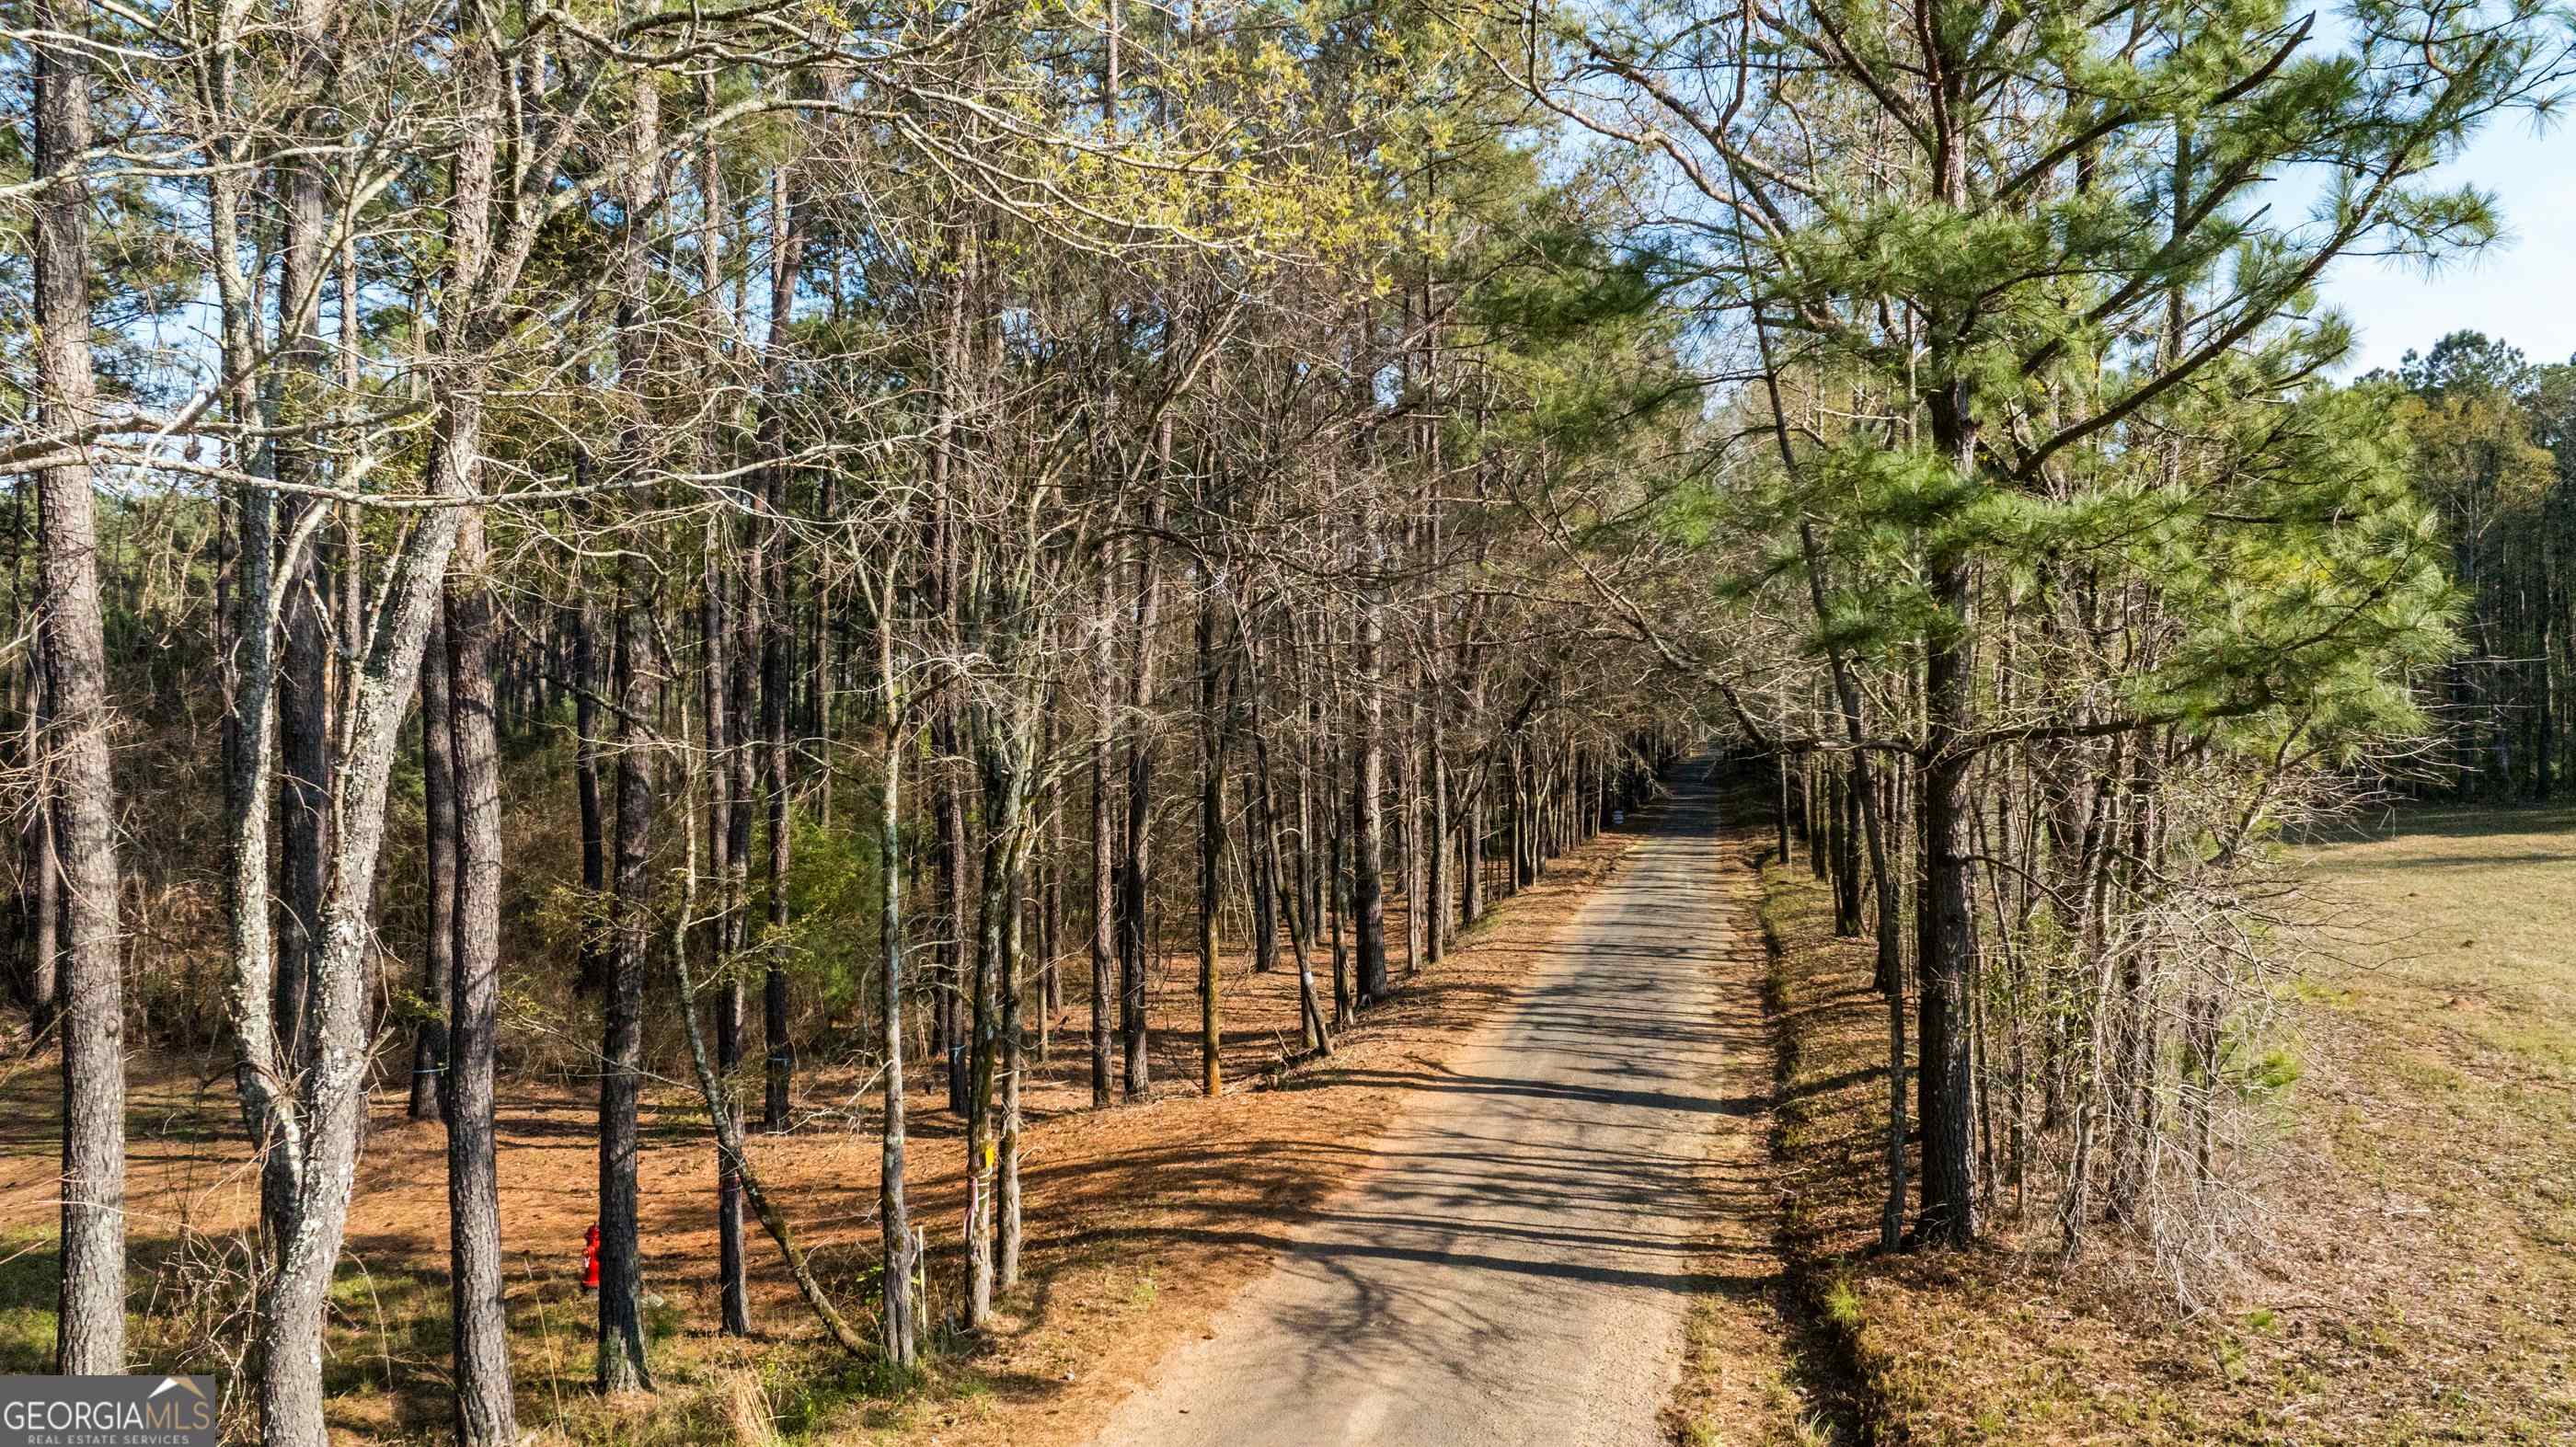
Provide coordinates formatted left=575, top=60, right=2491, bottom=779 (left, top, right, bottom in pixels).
left=0, top=818, right=1644, bottom=1447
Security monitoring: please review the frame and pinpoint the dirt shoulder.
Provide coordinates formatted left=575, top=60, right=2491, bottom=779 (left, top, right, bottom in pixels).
left=1662, top=789, right=1826, bottom=1447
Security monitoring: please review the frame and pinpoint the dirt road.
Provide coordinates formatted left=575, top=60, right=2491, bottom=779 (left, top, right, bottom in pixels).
left=1089, top=769, right=1751, bottom=1446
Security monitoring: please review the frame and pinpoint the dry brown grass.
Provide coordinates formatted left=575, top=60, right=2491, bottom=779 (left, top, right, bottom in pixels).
left=1752, top=800, right=2576, bottom=1446
left=0, top=822, right=1650, bottom=1446
left=1664, top=788, right=1842, bottom=1447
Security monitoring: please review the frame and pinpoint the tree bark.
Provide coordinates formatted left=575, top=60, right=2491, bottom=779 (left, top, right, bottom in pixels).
left=271, top=0, right=336, bottom=1116
left=937, top=735, right=972, bottom=1114
left=997, top=783, right=1028, bottom=1292
left=20, top=685, right=60, bottom=1041
left=690, top=109, right=753, bottom=1338
left=874, top=575, right=917, bottom=1362
left=703, top=534, right=751, bottom=1336
left=760, top=165, right=807, bottom=1135
left=1197, top=586, right=1225, bottom=1096
left=1248, top=703, right=1281, bottom=980
left=443, top=514, right=517, bottom=1443
left=1461, top=790, right=1484, bottom=924
left=32, top=1, right=125, bottom=1368
left=575, top=603, right=608, bottom=995
left=229, top=40, right=492, bottom=1439
left=598, top=82, right=661, bottom=1389
left=1834, top=765, right=1863, bottom=935
left=1424, top=672, right=1449, bottom=963
left=1352, top=589, right=1388, bottom=1005
left=411, top=614, right=454, bottom=1124
left=1089, top=558, right=1117, bottom=1107
left=965, top=735, right=1007, bottom=1327
left=597, top=597, right=655, bottom=1394
left=1118, top=495, right=1165, bottom=1098
left=763, top=600, right=795, bottom=1134
left=1916, top=569, right=1981, bottom=1246
left=1328, top=754, right=1351, bottom=1027
left=242, top=374, right=469, bottom=1447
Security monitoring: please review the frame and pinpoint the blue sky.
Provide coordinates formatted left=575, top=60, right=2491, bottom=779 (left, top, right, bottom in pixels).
left=2316, top=108, right=2576, bottom=376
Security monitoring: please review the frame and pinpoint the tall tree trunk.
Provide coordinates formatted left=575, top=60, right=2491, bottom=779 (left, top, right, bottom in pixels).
left=243, top=360, right=470, bottom=1446
left=1041, top=715, right=1064, bottom=1055
left=597, top=87, right=662, bottom=1387
left=703, top=537, right=750, bottom=1336
left=233, top=46, right=489, bottom=1440
left=1916, top=586, right=1980, bottom=1246
left=997, top=776, right=1029, bottom=1292
left=575, top=603, right=608, bottom=994
left=1328, top=751, right=1351, bottom=1027
left=763, top=561, right=795, bottom=1134
left=215, top=208, right=290, bottom=1441
left=874, top=578, right=917, bottom=1363
left=21, top=686, right=60, bottom=1040
left=1809, top=754, right=1832, bottom=880
left=1197, top=587, right=1224, bottom=1096
left=411, top=615, right=454, bottom=1124
left=1834, top=765, right=1863, bottom=935
left=965, top=741, right=1003, bottom=1327
left=1089, top=560, right=1116, bottom=1107
left=760, top=167, right=806, bottom=1132
left=692, top=107, right=753, bottom=1338
left=1352, top=592, right=1387, bottom=1004
left=1118, top=496, right=1165, bottom=1098
left=443, top=514, right=517, bottom=1443
left=254, top=495, right=464, bottom=1446
left=938, top=740, right=972, bottom=1114
left=270, top=0, right=335, bottom=1120
left=275, top=561, right=329, bottom=1075
left=1424, top=667, right=1448, bottom=964
left=1411, top=716, right=1432, bottom=968
left=1295, top=705, right=1320, bottom=943
left=597, top=597, right=655, bottom=1393
left=1248, top=710, right=1281, bottom=979
left=32, top=2, right=124, bottom=1367
left=1461, top=789, right=1484, bottom=924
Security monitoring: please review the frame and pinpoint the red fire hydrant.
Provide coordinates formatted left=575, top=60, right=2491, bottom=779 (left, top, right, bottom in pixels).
left=581, top=1223, right=601, bottom=1293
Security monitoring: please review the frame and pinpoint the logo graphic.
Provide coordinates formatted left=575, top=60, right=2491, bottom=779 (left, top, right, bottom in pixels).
left=0, top=1375, right=219, bottom=1447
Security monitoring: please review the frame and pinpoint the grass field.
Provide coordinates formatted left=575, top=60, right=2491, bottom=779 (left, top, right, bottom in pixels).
left=1752, top=798, right=2576, bottom=1444
left=2300, top=801, right=2576, bottom=1085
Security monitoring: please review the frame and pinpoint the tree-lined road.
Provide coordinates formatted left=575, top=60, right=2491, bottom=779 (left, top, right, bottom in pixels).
left=1093, top=771, right=1742, bottom=1446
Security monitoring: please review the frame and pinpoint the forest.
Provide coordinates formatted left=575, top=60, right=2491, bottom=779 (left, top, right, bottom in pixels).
left=5, top=0, right=2574, bottom=1440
